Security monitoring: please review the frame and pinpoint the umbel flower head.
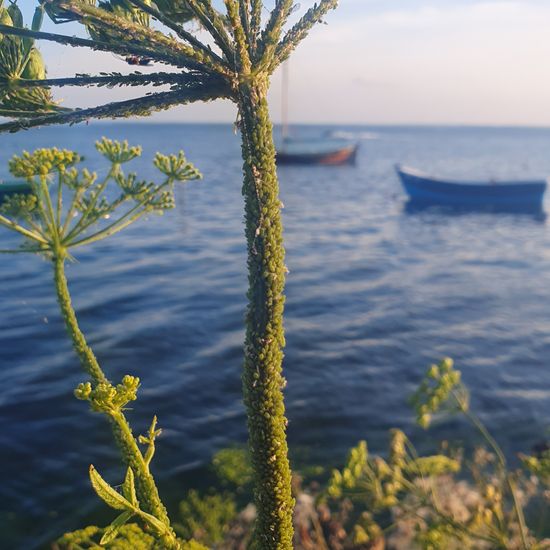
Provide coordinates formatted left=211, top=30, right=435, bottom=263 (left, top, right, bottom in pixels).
left=0, top=138, right=201, bottom=257
left=9, top=147, right=80, bottom=177
left=410, top=358, right=466, bottom=428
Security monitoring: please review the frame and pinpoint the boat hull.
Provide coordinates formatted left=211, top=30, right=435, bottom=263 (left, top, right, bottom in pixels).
left=276, top=144, right=358, bottom=166
left=396, top=165, right=546, bottom=211
left=0, top=181, right=33, bottom=197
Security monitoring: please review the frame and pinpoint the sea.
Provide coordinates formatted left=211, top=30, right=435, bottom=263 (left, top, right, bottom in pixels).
left=2, top=123, right=550, bottom=548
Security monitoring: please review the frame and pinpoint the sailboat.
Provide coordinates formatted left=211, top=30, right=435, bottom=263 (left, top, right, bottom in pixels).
left=275, top=63, right=359, bottom=166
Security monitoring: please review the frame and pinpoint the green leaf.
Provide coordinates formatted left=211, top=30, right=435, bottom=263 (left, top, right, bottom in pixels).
left=100, top=510, right=133, bottom=545
left=89, top=465, right=131, bottom=511
left=137, top=510, right=170, bottom=536
left=31, top=6, right=45, bottom=32
left=7, top=3, right=23, bottom=27
left=122, top=467, right=138, bottom=507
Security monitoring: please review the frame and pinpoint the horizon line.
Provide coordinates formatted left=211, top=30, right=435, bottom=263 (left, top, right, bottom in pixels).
left=66, top=120, right=550, bottom=130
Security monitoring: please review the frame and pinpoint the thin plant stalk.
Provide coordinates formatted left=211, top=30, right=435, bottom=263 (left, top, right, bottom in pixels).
left=53, top=253, right=175, bottom=535
left=453, top=392, right=529, bottom=550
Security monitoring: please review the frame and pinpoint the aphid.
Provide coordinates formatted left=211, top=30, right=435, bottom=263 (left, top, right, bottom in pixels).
left=124, top=55, right=152, bottom=66
left=112, top=54, right=152, bottom=66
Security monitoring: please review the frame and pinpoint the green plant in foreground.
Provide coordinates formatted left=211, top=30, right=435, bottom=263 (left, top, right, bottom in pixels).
left=0, top=2, right=340, bottom=545
left=175, top=490, right=237, bottom=545
left=412, top=358, right=531, bottom=549
left=324, top=359, right=550, bottom=550
left=0, top=140, right=204, bottom=549
left=212, top=447, right=254, bottom=490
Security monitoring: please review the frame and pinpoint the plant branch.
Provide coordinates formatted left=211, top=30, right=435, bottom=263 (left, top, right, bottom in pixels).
left=63, top=169, right=114, bottom=242
left=1, top=72, right=193, bottom=89
left=238, top=0, right=252, bottom=51
left=257, top=0, right=293, bottom=68
left=56, top=1, right=219, bottom=73
left=224, top=0, right=251, bottom=73
left=250, top=0, right=262, bottom=49
left=126, top=0, right=229, bottom=72
left=0, top=84, right=230, bottom=133
left=0, top=24, right=185, bottom=69
left=53, top=254, right=109, bottom=385
left=0, top=214, right=48, bottom=244
left=69, top=203, right=147, bottom=249
left=184, top=0, right=235, bottom=63
left=53, top=255, right=176, bottom=537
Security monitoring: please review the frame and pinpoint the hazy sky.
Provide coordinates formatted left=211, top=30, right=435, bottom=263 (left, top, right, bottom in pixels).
left=15, top=1, right=550, bottom=125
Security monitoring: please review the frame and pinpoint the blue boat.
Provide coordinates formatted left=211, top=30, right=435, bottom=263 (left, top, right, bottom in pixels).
left=0, top=180, right=32, bottom=198
left=396, top=165, right=547, bottom=211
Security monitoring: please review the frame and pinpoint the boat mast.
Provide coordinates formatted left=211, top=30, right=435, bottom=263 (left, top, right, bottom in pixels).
left=282, top=60, right=289, bottom=141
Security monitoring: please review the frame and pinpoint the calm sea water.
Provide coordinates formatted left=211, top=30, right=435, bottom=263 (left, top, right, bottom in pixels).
left=2, top=123, right=550, bottom=548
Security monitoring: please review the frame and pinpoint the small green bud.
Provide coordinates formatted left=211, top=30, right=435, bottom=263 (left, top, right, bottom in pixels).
left=74, top=382, right=92, bottom=401
left=31, top=5, right=45, bottom=32
left=7, top=2, right=23, bottom=27
left=418, top=413, right=431, bottom=429
left=154, top=151, right=202, bottom=182
left=21, top=48, right=46, bottom=80
left=427, top=364, right=440, bottom=379
left=96, top=138, right=141, bottom=164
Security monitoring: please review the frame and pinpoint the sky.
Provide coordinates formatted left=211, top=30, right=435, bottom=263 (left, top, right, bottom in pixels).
left=13, top=1, right=550, bottom=126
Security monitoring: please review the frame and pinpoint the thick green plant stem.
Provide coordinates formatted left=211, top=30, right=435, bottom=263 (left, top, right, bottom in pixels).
left=52, top=253, right=179, bottom=548
left=238, top=83, right=294, bottom=550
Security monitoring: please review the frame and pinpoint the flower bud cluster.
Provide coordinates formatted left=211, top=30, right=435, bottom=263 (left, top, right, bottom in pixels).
left=352, top=512, right=382, bottom=545
left=328, top=428, right=461, bottom=522
left=0, top=193, right=38, bottom=218
left=115, top=172, right=155, bottom=200
left=410, top=358, right=462, bottom=429
left=74, top=192, right=112, bottom=218
left=74, top=375, right=140, bottom=414
left=63, top=167, right=97, bottom=191
left=154, top=152, right=202, bottom=182
left=148, top=190, right=176, bottom=211
left=9, top=148, right=80, bottom=178
left=389, top=428, right=407, bottom=470
left=327, top=438, right=405, bottom=510
left=409, top=455, right=460, bottom=476
left=96, top=137, right=142, bottom=164
left=521, top=451, right=550, bottom=483
left=465, top=482, right=504, bottom=534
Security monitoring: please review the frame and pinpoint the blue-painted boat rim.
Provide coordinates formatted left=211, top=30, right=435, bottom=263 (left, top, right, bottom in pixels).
left=395, top=164, right=548, bottom=188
